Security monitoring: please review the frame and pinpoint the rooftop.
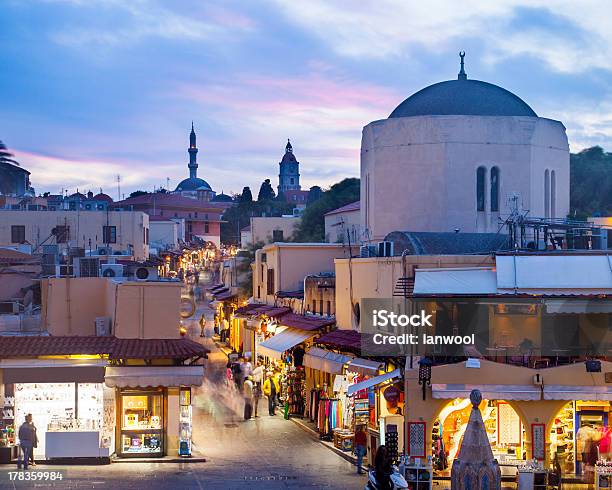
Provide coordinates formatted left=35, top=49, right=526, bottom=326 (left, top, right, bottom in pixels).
left=324, top=201, right=360, bottom=217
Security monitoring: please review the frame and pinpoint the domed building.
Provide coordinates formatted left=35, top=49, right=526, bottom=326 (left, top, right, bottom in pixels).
left=361, top=53, right=569, bottom=240
left=174, top=123, right=215, bottom=201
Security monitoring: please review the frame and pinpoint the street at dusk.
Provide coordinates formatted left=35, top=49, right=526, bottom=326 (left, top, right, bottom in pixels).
left=2, top=2, right=612, bottom=490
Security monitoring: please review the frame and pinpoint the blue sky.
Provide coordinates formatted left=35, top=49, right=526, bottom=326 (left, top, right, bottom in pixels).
left=1, top=0, right=612, bottom=198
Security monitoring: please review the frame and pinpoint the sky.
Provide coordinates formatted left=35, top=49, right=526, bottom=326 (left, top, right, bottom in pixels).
left=2, top=0, right=612, bottom=198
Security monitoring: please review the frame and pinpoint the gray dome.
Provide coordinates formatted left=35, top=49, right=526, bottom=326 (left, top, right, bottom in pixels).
left=389, top=79, right=537, bottom=118
left=175, top=177, right=212, bottom=192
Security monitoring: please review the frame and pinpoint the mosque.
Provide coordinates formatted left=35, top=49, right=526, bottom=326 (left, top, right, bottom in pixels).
left=174, top=123, right=216, bottom=202
left=361, top=53, right=570, bottom=241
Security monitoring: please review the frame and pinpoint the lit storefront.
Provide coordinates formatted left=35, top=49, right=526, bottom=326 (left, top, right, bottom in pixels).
left=0, top=337, right=206, bottom=462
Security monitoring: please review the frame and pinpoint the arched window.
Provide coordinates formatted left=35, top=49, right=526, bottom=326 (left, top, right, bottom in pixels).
left=476, top=166, right=486, bottom=212
left=550, top=170, right=556, bottom=219
left=490, top=166, right=500, bottom=212
left=544, top=169, right=550, bottom=218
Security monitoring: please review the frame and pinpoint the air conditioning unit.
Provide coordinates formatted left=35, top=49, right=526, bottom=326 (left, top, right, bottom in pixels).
left=42, top=245, right=59, bottom=255
left=75, top=257, right=100, bottom=278
left=100, top=264, right=124, bottom=278
left=95, top=316, right=112, bottom=336
left=96, top=247, right=113, bottom=256
left=54, top=264, right=72, bottom=277
left=359, top=245, right=377, bottom=258
left=377, top=241, right=394, bottom=257
left=133, top=266, right=158, bottom=281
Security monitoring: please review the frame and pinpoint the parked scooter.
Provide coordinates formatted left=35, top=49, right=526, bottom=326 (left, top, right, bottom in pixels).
left=365, top=465, right=408, bottom=490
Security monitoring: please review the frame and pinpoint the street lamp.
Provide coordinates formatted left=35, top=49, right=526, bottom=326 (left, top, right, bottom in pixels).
left=418, top=357, right=433, bottom=400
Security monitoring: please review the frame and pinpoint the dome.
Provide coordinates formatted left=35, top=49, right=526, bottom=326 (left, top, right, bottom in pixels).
left=175, top=177, right=212, bottom=192
left=93, top=193, right=113, bottom=202
left=389, top=79, right=537, bottom=119
left=69, top=192, right=86, bottom=199
left=211, top=192, right=233, bottom=202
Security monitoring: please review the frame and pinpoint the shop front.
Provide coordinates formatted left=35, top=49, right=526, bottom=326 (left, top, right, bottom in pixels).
left=104, top=366, right=202, bottom=459
left=0, top=360, right=112, bottom=461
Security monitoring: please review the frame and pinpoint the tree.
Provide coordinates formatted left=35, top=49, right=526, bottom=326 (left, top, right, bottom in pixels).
left=0, top=141, right=19, bottom=166
left=129, top=190, right=148, bottom=198
left=257, top=179, right=276, bottom=201
left=293, top=178, right=360, bottom=242
left=240, top=186, right=253, bottom=203
left=570, top=146, right=612, bottom=217
left=307, top=185, right=323, bottom=204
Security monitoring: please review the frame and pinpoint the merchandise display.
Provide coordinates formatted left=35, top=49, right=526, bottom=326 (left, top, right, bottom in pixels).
left=282, top=368, right=305, bottom=416
left=178, top=388, right=192, bottom=457
left=119, top=390, right=164, bottom=456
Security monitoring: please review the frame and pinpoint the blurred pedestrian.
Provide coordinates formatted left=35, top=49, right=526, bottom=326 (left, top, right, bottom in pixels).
left=263, top=371, right=278, bottom=416
left=243, top=376, right=254, bottom=420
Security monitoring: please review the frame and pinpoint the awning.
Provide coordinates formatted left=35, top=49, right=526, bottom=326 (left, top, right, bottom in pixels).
left=1, top=359, right=106, bottom=384
left=303, top=347, right=352, bottom=375
left=104, top=366, right=204, bottom=388
left=347, top=357, right=383, bottom=376
left=543, top=385, right=612, bottom=401
left=257, top=327, right=313, bottom=360
left=545, top=299, right=612, bottom=314
left=348, top=368, right=401, bottom=396
left=278, top=313, right=335, bottom=331
left=414, top=268, right=497, bottom=295
left=215, top=291, right=237, bottom=301
left=432, top=384, right=541, bottom=401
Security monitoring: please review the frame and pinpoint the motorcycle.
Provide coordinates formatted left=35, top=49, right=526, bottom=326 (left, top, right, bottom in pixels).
left=365, top=465, right=409, bottom=490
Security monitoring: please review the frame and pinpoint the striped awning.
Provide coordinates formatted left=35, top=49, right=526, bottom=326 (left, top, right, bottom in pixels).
left=543, top=385, right=612, bottom=401
left=347, top=357, right=383, bottom=376
left=257, top=328, right=313, bottom=360
left=303, top=347, right=352, bottom=375
left=432, top=384, right=541, bottom=401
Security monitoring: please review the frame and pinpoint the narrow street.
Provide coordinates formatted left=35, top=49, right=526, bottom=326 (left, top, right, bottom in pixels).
left=0, top=285, right=366, bottom=490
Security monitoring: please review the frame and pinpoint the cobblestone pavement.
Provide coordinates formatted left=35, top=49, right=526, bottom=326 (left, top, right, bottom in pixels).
left=0, top=283, right=367, bottom=489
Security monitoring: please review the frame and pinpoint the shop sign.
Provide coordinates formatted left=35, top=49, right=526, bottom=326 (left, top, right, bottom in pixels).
left=531, top=423, right=546, bottom=461
left=407, top=421, right=426, bottom=458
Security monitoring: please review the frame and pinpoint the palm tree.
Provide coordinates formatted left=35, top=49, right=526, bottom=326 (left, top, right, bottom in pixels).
left=0, top=140, right=19, bottom=166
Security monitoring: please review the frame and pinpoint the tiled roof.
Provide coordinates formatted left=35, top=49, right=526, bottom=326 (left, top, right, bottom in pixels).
left=111, top=193, right=223, bottom=212
left=315, top=329, right=362, bottom=350
left=259, top=306, right=291, bottom=318
left=0, top=249, right=40, bottom=265
left=214, top=291, right=236, bottom=301
left=278, top=313, right=334, bottom=331
left=324, top=201, right=360, bottom=217
left=0, top=336, right=208, bottom=360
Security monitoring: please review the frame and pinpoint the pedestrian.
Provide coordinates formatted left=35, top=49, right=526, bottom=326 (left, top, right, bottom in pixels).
left=17, top=414, right=37, bottom=470
left=240, top=356, right=253, bottom=381
left=252, top=361, right=264, bottom=418
left=354, top=425, right=367, bottom=474
left=374, top=445, right=393, bottom=490
left=225, top=360, right=234, bottom=388
left=199, top=313, right=206, bottom=338
left=263, top=371, right=278, bottom=416
left=243, top=375, right=254, bottom=420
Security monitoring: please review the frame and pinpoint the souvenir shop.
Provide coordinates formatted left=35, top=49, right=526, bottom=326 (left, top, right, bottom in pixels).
left=0, top=362, right=114, bottom=461
left=549, top=400, right=612, bottom=475
left=430, top=397, right=526, bottom=474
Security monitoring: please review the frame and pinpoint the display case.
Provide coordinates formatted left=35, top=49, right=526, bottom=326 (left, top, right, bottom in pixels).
left=119, top=389, right=164, bottom=457
left=178, top=388, right=192, bottom=457
left=404, top=463, right=433, bottom=490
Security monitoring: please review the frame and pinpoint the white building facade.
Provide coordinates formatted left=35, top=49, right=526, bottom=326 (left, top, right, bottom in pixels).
left=361, top=58, right=570, bottom=241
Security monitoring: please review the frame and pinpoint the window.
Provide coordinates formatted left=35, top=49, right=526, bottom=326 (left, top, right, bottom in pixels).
left=103, top=225, right=117, bottom=244
left=272, top=230, right=283, bottom=242
left=11, top=225, right=25, bottom=244
left=319, top=299, right=323, bottom=316
left=54, top=225, right=69, bottom=243
left=257, top=286, right=261, bottom=299
left=476, top=166, right=486, bottom=211
left=187, top=223, right=192, bottom=233
left=260, top=264, right=264, bottom=282
left=490, top=166, right=500, bottom=212
left=204, top=222, right=209, bottom=234
left=551, top=170, right=556, bottom=219
left=204, top=214, right=208, bottom=220
left=194, top=212, right=198, bottom=218
left=119, top=389, right=163, bottom=456
left=544, top=169, right=550, bottom=218
left=145, top=228, right=149, bottom=245
left=290, top=178, right=294, bottom=185
left=312, top=300, right=317, bottom=314
left=326, top=300, right=331, bottom=317
left=292, top=195, right=297, bottom=201
left=266, top=268, right=275, bottom=295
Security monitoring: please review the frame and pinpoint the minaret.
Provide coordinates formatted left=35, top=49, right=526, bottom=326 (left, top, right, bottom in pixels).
left=188, top=122, right=198, bottom=179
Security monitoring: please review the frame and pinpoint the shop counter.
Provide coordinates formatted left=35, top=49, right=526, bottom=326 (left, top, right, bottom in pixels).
left=45, top=431, right=111, bottom=459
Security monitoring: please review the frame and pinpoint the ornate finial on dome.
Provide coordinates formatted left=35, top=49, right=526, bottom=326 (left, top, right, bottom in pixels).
left=458, top=51, right=467, bottom=80
left=286, top=139, right=293, bottom=153
left=470, top=389, right=482, bottom=407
